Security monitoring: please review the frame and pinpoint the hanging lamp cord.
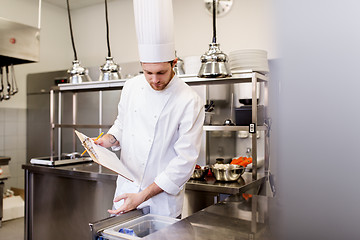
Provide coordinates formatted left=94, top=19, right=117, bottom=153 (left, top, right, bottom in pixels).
left=105, top=0, right=112, bottom=57
left=66, top=0, right=78, bottom=61
left=212, top=0, right=217, bottom=43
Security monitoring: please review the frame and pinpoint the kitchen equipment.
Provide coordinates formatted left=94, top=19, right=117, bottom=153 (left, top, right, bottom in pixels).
left=191, top=165, right=209, bottom=179
left=0, top=17, right=40, bottom=66
left=0, top=67, right=4, bottom=101
left=99, top=0, right=122, bottom=81
left=4, top=66, right=10, bottom=100
left=89, top=206, right=179, bottom=240
left=30, top=155, right=92, bottom=166
left=173, top=52, right=185, bottom=75
left=198, top=0, right=231, bottom=78
left=10, top=65, right=18, bottom=95
left=211, top=163, right=245, bottom=181
left=223, top=93, right=235, bottom=125
left=102, top=214, right=179, bottom=239
left=235, top=105, right=265, bottom=126
left=0, top=156, right=11, bottom=228
left=99, top=57, right=122, bottom=81
left=66, top=0, right=91, bottom=84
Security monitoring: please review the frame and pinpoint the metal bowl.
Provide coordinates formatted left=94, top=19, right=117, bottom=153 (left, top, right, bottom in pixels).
left=211, top=164, right=245, bottom=181
left=191, top=166, right=209, bottom=179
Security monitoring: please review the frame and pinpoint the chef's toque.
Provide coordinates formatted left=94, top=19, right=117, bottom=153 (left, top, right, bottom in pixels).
left=133, top=0, right=175, bottom=63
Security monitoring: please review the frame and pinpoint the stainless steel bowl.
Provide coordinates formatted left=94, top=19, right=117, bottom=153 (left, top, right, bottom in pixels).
left=211, top=164, right=245, bottom=181
left=191, top=166, right=209, bottom=179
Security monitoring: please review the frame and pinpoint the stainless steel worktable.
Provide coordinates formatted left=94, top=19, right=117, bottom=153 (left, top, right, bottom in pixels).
left=143, top=193, right=272, bottom=240
left=23, top=162, right=267, bottom=240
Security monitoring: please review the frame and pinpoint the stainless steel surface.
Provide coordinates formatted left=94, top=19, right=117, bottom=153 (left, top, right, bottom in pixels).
left=27, top=70, right=68, bottom=162
left=30, top=156, right=92, bottom=166
left=252, top=74, right=258, bottom=180
left=56, top=71, right=267, bottom=91
left=203, top=125, right=267, bottom=131
left=68, top=60, right=92, bottom=84
left=99, top=57, right=122, bottom=81
left=101, top=214, right=179, bottom=239
left=198, top=43, right=232, bottom=78
left=173, top=53, right=185, bottom=75
left=0, top=17, right=40, bottom=66
left=145, top=194, right=270, bottom=240
left=23, top=163, right=117, bottom=240
left=0, top=156, right=11, bottom=228
left=89, top=207, right=149, bottom=240
left=28, top=70, right=120, bottom=163
left=23, top=162, right=267, bottom=239
left=186, top=172, right=265, bottom=195
left=0, top=181, right=3, bottom=228
left=191, top=166, right=209, bottom=180
left=10, top=65, right=18, bottom=95
left=211, top=164, right=245, bottom=181
left=0, top=67, right=3, bottom=101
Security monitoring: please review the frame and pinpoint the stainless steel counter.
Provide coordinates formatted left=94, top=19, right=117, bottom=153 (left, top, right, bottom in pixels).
left=187, top=171, right=265, bottom=195
left=23, top=162, right=265, bottom=193
left=143, top=193, right=271, bottom=240
left=23, top=162, right=268, bottom=239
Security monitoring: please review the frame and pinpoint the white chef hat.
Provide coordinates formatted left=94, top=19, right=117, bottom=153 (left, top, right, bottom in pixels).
left=133, top=0, right=175, bottom=63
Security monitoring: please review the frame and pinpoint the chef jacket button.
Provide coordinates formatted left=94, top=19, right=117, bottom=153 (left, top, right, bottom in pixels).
left=154, top=115, right=157, bottom=118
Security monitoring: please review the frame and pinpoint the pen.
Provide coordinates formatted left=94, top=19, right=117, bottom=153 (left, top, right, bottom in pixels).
left=81, top=132, right=104, bottom=156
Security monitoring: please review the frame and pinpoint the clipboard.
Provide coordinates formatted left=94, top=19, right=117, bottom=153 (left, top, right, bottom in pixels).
left=75, top=130, right=134, bottom=182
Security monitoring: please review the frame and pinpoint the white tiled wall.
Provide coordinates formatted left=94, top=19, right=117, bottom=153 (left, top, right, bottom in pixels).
left=0, top=108, right=26, bottom=191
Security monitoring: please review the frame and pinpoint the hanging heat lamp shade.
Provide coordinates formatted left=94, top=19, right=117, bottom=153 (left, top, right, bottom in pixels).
left=99, top=0, right=121, bottom=81
left=66, top=0, right=91, bottom=84
left=198, top=0, right=232, bottom=78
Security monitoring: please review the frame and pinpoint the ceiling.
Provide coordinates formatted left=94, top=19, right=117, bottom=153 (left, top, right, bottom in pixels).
left=43, top=0, right=116, bottom=9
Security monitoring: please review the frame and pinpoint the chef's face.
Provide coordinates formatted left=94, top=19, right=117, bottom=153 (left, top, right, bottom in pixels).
left=141, top=59, right=177, bottom=91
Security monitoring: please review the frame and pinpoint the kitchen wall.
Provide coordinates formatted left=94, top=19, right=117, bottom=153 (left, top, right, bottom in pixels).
left=0, top=0, right=275, bottom=189
left=71, top=0, right=276, bottom=68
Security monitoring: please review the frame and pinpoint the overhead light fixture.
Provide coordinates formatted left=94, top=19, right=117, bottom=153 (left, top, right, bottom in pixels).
left=66, top=0, right=91, bottom=84
left=198, top=0, right=232, bottom=78
left=99, top=0, right=121, bottom=81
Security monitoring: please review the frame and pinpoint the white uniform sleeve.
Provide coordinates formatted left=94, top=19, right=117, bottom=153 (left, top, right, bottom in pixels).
left=154, top=97, right=205, bottom=195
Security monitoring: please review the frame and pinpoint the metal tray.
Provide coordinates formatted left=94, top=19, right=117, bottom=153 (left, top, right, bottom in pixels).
left=102, top=214, right=179, bottom=239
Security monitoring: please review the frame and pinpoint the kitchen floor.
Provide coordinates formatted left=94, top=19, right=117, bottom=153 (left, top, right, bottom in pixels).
left=0, top=217, right=24, bottom=240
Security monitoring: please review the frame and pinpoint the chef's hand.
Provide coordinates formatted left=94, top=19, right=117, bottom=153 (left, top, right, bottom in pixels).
left=108, top=183, right=163, bottom=215
left=94, top=133, right=119, bottom=148
left=108, top=192, right=146, bottom=215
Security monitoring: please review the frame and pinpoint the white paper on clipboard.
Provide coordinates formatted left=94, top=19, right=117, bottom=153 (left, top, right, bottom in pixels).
left=75, top=130, right=134, bottom=182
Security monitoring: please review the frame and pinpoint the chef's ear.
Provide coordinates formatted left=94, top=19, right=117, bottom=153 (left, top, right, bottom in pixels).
left=172, top=58, right=178, bottom=67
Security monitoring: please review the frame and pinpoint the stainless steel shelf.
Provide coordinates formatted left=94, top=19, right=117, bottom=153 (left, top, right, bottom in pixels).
left=54, top=70, right=268, bottom=92
left=52, top=124, right=112, bottom=129
left=203, top=125, right=267, bottom=131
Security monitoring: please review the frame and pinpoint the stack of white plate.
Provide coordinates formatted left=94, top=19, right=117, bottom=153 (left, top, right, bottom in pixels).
left=228, top=49, right=269, bottom=74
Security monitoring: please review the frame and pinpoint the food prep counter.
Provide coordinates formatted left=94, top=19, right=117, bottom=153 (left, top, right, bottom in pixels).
left=91, top=193, right=271, bottom=240
left=23, top=162, right=267, bottom=240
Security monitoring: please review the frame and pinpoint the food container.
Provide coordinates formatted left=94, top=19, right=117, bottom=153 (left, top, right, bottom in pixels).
left=101, top=214, right=179, bottom=239
left=191, top=165, right=209, bottom=179
left=211, top=163, right=245, bottom=181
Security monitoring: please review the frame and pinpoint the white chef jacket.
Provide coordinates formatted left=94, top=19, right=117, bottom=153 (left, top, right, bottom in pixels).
left=107, top=74, right=204, bottom=217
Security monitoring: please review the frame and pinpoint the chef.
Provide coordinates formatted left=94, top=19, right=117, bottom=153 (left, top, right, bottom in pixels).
left=95, top=0, right=204, bottom=218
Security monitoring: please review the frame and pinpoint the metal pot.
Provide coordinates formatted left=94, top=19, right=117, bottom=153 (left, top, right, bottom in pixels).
left=211, top=164, right=245, bottom=181
left=191, top=165, right=209, bottom=179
